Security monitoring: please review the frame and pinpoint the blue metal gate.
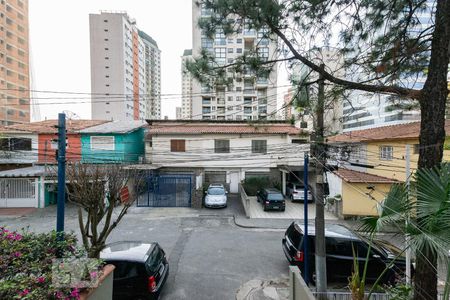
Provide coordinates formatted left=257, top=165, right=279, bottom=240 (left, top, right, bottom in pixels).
left=137, top=174, right=192, bottom=207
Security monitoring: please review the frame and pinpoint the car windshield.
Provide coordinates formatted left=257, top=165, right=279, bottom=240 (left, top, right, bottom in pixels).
left=208, top=187, right=225, bottom=195
left=268, top=193, right=284, bottom=200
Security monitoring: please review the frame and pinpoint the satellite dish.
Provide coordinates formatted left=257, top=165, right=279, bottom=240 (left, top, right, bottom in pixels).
left=62, top=110, right=80, bottom=120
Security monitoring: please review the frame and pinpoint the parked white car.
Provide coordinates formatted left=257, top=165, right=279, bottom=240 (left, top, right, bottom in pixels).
left=286, top=182, right=313, bottom=202
left=204, top=184, right=228, bottom=208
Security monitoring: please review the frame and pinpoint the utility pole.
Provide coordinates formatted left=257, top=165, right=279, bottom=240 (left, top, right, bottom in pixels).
left=313, top=64, right=327, bottom=295
left=56, top=113, right=66, bottom=238
left=405, top=144, right=411, bottom=284
left=303, top=153, right=309, bottom=285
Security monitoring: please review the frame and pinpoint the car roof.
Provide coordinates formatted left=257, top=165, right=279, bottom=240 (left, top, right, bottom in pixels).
left=100, top=241, right=156, bottom=263
left=293, top=222, right=360, bottom=241
left=265, top=188, right=282, bottom=193
left=208, top=183, right=224, bottom=188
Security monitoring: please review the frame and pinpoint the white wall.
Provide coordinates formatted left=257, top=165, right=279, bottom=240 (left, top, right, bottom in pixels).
left=0, top=133, right=38, bottom=164
left=326, top=172, right=342, bottom=197
left=147, top=133, right=308, bottom=168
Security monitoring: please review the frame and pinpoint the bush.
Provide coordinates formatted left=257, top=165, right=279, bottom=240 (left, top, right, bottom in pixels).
left=242, top=177, right=276, bottom=196
left=0, top=227, right=97, bottom=300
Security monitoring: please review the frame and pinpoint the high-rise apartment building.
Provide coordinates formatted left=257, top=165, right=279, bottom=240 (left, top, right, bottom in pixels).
left=342, top=1, right=434, bottom=132
left=90, top=12, right=160, bottom=121
left=191, top=2, right=277, bottom=120
left=0, top=0, right=30, bottom=125
left=139, top=30, right=161, bottom=119
left=181, top=49, right=193, bottom=119
left=175, top=106, right=182, bottom=119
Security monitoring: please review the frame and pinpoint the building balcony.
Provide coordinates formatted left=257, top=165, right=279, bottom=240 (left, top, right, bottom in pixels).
left=243, top=89, right=255, bottom=95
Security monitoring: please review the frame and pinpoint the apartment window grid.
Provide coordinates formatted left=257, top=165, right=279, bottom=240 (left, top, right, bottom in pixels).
left=214, top=30, right=226, bottom=45
left=379, top=145, right=393, bottom=160
left=257, top=47, right=269, bottom=61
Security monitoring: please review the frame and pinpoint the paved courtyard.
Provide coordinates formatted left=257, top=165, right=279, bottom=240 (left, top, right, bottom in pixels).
left=246, top=196, right=338, bottom=220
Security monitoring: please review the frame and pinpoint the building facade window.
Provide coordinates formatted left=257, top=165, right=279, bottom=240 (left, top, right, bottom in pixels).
left=252, top=140, right=267, bottom=154
left=170, top=139, right=185, bottom=152
left=214, top=139, right=230, bottom=153
left=90, top=136, right=115, bottom=151
left=380, top=145, right=393, bottom=160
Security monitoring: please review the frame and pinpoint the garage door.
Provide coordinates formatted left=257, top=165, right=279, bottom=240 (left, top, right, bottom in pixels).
left=205, top=171, right=226, bottom=186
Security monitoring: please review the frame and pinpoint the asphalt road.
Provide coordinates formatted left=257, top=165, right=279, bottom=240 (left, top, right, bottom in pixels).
left=1, top=195, right=290, bottom=300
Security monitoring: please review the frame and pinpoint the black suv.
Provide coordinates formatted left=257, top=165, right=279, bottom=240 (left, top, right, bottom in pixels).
left=257, top=188, right=286, bottom=211
left=282, top=222, right=410, bottom=284
left=101, top=241, right=169, bottom=300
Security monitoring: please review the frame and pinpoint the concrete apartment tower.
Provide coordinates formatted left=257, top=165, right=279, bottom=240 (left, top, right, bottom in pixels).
left=181, top=49, right=193, bottom=119
left=0, top=0, right=30, bottom=125
left=89, top=11, right=148, bottom=121
left=139, top=30, right=161, bottom=119
left=191, top=2, right=277, bottom=120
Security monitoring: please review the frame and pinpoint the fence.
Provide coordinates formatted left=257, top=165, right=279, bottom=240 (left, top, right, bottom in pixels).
left=312, top=291, right=446, bottom=299
left=289, top=266, right=316, bottom=300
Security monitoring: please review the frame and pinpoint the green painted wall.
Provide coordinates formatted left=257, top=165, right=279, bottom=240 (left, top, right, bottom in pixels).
left=81, top=129, right=145, bottom=163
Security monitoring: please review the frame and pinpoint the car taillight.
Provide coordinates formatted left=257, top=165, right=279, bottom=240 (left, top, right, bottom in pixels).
left=294, top=250, right=304, bottom=262
left=148, top=276, right=157, bottom=293
left=293, top=191, right=298, bottom=194
left=265, top=201, right=270, bottom=204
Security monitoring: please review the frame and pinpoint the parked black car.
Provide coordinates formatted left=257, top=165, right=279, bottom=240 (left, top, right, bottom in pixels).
left=282, top=222, right=411, bottom=284
left=257, top=188, right=286, bottom=211
left=100, top=241, right=169, bottom=300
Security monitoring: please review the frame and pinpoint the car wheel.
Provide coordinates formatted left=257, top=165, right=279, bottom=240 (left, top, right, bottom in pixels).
left=263, top=206, right=267, bottom=211
left=281, top=208, right=285, bottom=212
left=290, top=195, right=294, bottom=202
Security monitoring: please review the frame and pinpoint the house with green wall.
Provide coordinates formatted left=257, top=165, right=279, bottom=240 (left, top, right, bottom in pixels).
left=80, top=121, right=146, bottom=164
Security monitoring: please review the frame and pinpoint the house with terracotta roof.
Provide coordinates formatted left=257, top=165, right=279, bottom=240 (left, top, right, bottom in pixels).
left=144, top=120, right=309, bottom=207
left=0, top=119, right=107, bottom=208
left=325, top=121, right=450, bottom=218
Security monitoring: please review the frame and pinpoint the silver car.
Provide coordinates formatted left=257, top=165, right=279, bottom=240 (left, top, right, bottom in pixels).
left=204, top=184, right=228, bottom=208
left=286, top=182, right=313, bottom=202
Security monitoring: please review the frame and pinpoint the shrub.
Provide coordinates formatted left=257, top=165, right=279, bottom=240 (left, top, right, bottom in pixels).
left=0, top=227, right=98, bottom=300
left=242, top=177, right=272, bottom=196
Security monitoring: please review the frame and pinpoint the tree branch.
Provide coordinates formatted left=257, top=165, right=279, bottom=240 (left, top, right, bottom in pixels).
left=269, top=25, right=422, bottom=100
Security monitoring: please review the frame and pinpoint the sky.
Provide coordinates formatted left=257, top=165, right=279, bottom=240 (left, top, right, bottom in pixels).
left=28, top=0, right=289, bottom=121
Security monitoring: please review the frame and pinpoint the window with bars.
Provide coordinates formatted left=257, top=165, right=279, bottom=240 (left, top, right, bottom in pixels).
left=170, top=139, right=185, bottom=152
left=252, top=140, right=267, bottom=154
left=379, top=146, right=393, bottom=160
left=214, top=139, right=230, bottom=153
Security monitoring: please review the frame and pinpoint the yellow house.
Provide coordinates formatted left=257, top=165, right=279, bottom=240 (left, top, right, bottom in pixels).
left=326, top=120, right=450, bottom=218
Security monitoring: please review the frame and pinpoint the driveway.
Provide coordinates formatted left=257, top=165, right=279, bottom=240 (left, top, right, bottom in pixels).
left=247, top=197, right=338, bottom=220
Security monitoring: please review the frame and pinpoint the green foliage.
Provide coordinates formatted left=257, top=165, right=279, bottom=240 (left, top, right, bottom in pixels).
left=242, top=176, right=273, bottom=196
left=361, top=163, right=450, bottom=298
left=384, top=284, right=412, bottom=300
left=0, top=227, right=89, bottom=299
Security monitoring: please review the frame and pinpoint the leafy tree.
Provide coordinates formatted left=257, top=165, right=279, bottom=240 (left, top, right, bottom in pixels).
left=187, top=1, right=449, bottom=298
left=65, top=163, right=142, bottom=258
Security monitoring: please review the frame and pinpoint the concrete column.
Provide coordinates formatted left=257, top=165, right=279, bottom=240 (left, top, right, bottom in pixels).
left=282, top=171, right=286, bottom=195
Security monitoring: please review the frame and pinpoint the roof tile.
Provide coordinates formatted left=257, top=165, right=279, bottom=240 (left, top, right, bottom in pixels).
left=147, top=123, right=303, bottom=136
left=327, top=120, right=450, bottom=143
left=334, top=168, right=400, bottom=183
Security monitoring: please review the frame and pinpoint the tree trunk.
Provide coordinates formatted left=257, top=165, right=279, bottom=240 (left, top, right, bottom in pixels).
left=415, top=0, right=450, bottom=299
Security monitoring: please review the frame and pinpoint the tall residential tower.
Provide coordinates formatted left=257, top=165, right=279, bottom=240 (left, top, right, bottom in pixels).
left=90, top=11, right=160, bottom=121
left=139, top=30, right=161, bottom=119
left=191, top=2, right=277, bottom=120
left=0, top=0, right=30, bottom=125
left=181, top=49, right=193, bottom=119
